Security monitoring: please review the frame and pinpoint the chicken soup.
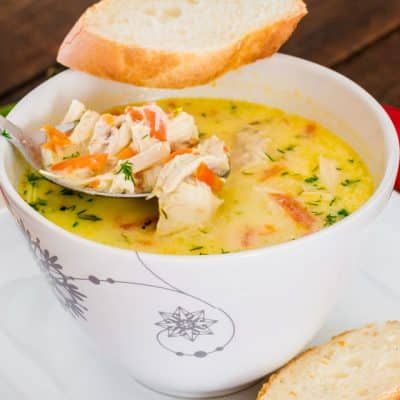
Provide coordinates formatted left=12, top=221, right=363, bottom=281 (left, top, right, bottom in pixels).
left=19, top=98, right=374, bottom=255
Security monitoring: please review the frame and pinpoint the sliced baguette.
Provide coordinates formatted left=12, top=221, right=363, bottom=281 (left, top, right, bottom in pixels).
left=257, top=322, right=400, bottom=400
left=57, top=0, right=307, bottom=88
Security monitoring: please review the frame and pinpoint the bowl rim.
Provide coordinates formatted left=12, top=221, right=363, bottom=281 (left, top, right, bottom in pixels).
left=0, top=53, right=398, bottom=263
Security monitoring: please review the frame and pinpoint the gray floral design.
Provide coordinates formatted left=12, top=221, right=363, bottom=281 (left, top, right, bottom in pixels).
left=156, top=307, right=217, bottom=342
left=19, top=220, right=88, bottom=319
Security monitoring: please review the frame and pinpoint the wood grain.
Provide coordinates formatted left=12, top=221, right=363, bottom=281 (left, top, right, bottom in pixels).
left=283, top=0, right=400, bottom=66
left=335, top=30, right=400, bottom=107
left=0, top=0, right=94, bottom=96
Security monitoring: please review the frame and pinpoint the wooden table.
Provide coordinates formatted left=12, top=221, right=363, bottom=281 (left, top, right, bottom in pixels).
left=0, top=0, right=399, bottom=107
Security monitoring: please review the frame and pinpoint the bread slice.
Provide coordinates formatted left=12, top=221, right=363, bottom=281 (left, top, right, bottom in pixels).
left=57, top=0, right=307, bottom=88
left=257, top=322, right=400, bottom=400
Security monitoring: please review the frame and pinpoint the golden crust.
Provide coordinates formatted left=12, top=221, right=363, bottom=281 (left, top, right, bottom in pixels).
left=57, top=2, right=307, bottom=89
left=257, top=322, right=400, bottom=400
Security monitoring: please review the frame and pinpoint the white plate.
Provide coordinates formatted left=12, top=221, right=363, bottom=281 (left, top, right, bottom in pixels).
left=0, top=193, right=399, bottom=400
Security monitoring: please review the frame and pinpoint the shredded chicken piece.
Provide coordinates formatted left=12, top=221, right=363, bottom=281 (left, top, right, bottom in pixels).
left=157, top=178, right=222, bottom=235
left=69, top=111, right=100, bottom=144
left=62, top=100, right=86, bottom=124
left=319, top=156, right=340, bottom=193
left=232, top=131, right=270, bottom=169
left=166, top=112, right=199, bottom=150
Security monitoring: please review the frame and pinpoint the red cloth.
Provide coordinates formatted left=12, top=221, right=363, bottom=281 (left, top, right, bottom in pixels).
left=382, top=104, right=400, bottom=191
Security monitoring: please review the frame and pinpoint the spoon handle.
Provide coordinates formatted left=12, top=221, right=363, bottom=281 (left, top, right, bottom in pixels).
left=0, top=116, right=43, bottom=169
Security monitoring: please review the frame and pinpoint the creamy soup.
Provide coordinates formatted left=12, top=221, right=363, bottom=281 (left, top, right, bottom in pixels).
left=19, top=98, right=374, bottom=255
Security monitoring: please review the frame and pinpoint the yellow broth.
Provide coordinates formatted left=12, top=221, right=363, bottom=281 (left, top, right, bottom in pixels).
left=19, top=98, right=374, bottom=255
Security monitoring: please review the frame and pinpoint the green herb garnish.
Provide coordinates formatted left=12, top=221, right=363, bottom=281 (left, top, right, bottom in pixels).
left=304, top=175, right=319, bottom=184
left=77, top=209, right=102, bottom=221
left=190, top=246, right=204, bottom=252
left=28, top=198, right=47, bottom=211
left=60, top=188, right=75, bottom=196
left=325, top=214, right=337, bottom=226
left=1, top=129, right=11, bottom=139
left=338, top=208, right=350, bottom=217
left=27, top=172, right=42, bottom=186
left=63, top=152, right=80, bottom=160
left=161, top=209, right=168, bottom=219
left=264, top=152, right=275, bottom=162
left=341, top=179, right=360, bottom=187
left=116, top=161, right=134, bottom=182
left=72, top=221, right=79, bottom=228
left=60, top=205, right=76, bottom=211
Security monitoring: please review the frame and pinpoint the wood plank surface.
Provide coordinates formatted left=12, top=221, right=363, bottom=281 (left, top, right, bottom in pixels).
left=0, top=0, right=94, bottom=96
left=335, top=30, right=400, bottom=106
left=282, top=0, right=400, bottom=66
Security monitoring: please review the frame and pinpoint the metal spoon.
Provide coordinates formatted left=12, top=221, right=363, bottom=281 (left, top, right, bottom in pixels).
left=0, top=116, right=149, bottom=198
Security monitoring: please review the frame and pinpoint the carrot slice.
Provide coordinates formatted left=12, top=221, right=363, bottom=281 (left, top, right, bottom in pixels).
left=196, top=162, right=223, bottom=192
left=42, top=125, right=71, bottom=151
left=87, top=179, right=100, bottom=189
left=259, top=165, right=284, bottom=182
left=270, top=193, right=315, bottom=230
left=166, top=148, right=192, bottom=162
left=116, top=146, right=137, bottom=160
left=143, top=108, right=167, bottom=141
left=127, top=108, right=144, bottom=121
left=52, top=153, right=108, bottom=173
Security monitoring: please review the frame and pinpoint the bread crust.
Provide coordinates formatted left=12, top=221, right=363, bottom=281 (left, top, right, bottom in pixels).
left=57, top=1, right=307, bottom=89
left=257, top=322, right=400, bottom=400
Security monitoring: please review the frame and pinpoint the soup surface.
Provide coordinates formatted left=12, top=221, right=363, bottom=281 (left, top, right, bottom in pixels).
left=19, top=98, right=374, bottom=255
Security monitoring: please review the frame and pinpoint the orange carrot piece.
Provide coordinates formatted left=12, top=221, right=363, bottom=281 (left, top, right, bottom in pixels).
left=42, top=125, right=71, bottom=151
left=166, top=148, right=192, bottom=162
left=116, top=146, right=137, bottom=160
left=87, top=179, right=100, bottom=189
left=196, top=162, right=223, bottom=192
left=143, top=108, right=167, bottom=141
left=259, top=165, right=284, bottom=182
left=52, top=153, right=108, bottom=173
left=128, top=108, right=144, bottom=121
left=270, top=193, right=315, bottom=230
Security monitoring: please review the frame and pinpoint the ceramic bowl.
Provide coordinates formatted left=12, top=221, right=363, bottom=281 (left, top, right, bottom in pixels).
left=0, top=54, right=398, bottom=398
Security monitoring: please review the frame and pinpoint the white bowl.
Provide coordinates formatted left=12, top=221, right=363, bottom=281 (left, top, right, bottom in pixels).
left=0, top=54, right=398, bottom=398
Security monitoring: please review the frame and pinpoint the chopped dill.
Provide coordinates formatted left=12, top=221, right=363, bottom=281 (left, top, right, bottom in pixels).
left=60, top=188, right=75, bottom=196
left=190, top=246, right=204, bottom=252
left=27, top=172, right=42, bottom=186
left=341, top=178, right=360, bottom=187
left=116, top=161, right=134, bottom=182
left=63, top=152, right=80, bottom=160
left=1, top=129, right=11, bottom=139
left=304, top=175, right=319, bottom=183
left=264, top=152, right=275, bottom=162
left=77, top=209, right=102, bottom=221
left=161, top=209, right=168, bottom=219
